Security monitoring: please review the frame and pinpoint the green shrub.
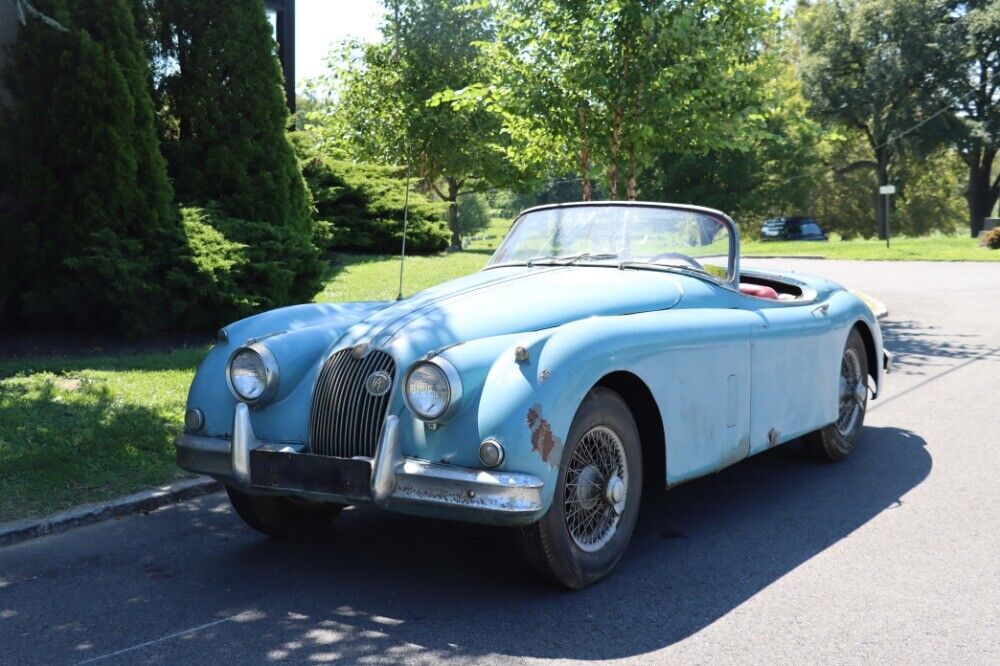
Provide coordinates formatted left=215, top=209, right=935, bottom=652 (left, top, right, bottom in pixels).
left=294, top=137, right=450, bottom=254
left=174, top=205, right=324, bottom=327
left=982, top=227, right=1000, bottom=250
left=458, top=194, right=493, bottom=237
left=0, top=0, right=189, bottom=336
left=152, top=0, right=323, bottom=303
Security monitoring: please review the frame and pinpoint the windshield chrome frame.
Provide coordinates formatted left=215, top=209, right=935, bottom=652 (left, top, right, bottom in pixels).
left=485, top=201, right=740, bottom=289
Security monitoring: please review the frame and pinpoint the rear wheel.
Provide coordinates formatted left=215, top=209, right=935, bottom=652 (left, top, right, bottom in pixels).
left=516, top=387, right=642, bottom=589
left=226, top=486, right=343, bottom=538
left=804, top=329, right=869, bottom=462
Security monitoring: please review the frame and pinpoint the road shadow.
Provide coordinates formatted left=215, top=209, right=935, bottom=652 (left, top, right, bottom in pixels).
left=168, top=425, right=931, bottom=663
left=880, top=319, right=998, bottom=375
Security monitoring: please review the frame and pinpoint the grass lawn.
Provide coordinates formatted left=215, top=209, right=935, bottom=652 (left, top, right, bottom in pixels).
left=0, top=349, right=207, bottom=523
left=0, top=222, right=994, bottom=523
left=741, top=234, right=999, bottom=261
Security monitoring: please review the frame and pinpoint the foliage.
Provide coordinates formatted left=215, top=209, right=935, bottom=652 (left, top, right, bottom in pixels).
left=646, top=53, right=826, bottom=236
left=308, top=1, right=509, bottom=248
left=983, top=226, right=1000, bottom=249
left=810, top=130, right=966, bottom=239
left=293, top=136, right=451, bottom=254
left=798, top=0, right=951, bottom=237
left=148, top=0, right=323, bottom=301
left=936, top=0, right=1000, bottom=236
left=441, top=0, right=777, bottom=200
left=0, top=0, right=188, bottom=335
left=457, top=194, right=495, bottom=236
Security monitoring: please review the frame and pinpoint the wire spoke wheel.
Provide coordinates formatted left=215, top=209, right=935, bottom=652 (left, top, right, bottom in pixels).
left=564, top=425, right=628, bottom=552
left=837, top=347, right=866, bottom=437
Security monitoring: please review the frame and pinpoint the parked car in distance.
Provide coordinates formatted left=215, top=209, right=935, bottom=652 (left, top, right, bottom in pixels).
left=176, top=202, right=889, bottom=589
left=761, top=216, right=829, bottom=241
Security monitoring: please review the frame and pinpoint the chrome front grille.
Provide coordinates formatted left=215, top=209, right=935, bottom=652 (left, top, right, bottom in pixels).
left=309, top=348, right=395, bottom=458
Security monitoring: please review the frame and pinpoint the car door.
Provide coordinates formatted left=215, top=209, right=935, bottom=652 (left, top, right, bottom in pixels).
left=747, top=299, right=840, bottom=454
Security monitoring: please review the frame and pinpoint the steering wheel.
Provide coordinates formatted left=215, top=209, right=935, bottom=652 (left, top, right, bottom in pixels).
left=646, top=252, right=704, bottom=271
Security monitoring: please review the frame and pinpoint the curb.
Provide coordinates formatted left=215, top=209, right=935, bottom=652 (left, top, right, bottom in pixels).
left=0, top=477, right=221, bottom=548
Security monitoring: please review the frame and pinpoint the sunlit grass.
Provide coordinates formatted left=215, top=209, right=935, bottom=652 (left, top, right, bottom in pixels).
left=0, top=349, right=206, bottom=522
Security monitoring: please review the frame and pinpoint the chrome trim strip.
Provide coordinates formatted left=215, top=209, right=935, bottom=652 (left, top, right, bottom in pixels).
left=391, top=459, right=543, bottom=515
left=175, top=423, right=544, bottom=518
left=370, top=415, right=400, bottom=505
left=231, top=402, right=260, bottom=486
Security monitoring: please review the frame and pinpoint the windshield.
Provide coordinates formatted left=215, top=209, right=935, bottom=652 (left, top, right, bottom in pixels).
left=488, top=204, right=734, bottom=282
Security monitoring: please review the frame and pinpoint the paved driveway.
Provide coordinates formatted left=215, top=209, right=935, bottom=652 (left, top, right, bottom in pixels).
left=2, top=260, right=998, bottom=665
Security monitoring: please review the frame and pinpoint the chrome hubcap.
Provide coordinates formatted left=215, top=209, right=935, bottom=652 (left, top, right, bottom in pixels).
left=837, top=348, right=866, bottom=437
left=564, top=425, right=628, bottom=552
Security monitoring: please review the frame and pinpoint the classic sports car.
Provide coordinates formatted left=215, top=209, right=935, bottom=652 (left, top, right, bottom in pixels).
left=176, top=202, right=890, bottom=589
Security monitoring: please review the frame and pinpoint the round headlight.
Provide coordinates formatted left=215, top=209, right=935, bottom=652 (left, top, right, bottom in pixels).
left=227, top=345, right=279, bottom=403
left=404, top=359, right=461, bottom=421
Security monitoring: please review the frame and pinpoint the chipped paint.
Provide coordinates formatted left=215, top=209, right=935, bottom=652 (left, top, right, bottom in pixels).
left=539, top=369, right=551, bottom=382
left=527, top=403, right=563, bottom=468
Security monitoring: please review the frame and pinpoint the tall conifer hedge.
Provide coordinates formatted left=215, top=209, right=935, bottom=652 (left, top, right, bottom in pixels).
left=153, top=0, right=323, bottom=305
left=0, top=0, right=189, bottom=334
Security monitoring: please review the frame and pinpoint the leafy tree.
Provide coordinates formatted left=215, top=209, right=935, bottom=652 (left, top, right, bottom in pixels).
left=0, top=0, right=188, bottom=334
left=937, top=0, right=1000, bottom=236
left=445, top=0, right=776, bottom=201
left=313, top=1, right=508, bottom=249
left=810, top=128, right=965, bottom=238
left=646, top=56, right=826, bottom=234
left=149, top=0, right=322, bottom=302
left=798, top=0, right=950, bottom=238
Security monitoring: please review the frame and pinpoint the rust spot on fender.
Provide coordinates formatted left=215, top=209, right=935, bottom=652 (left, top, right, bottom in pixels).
left=527, top=403, right=562, bottom=468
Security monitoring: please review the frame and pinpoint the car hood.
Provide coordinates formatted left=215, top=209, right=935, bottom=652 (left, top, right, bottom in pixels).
left=338, top=265, right=684, bottom=354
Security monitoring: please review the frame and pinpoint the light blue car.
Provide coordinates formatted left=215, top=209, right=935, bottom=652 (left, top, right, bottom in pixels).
left=176, top=202, right=890, bottom=588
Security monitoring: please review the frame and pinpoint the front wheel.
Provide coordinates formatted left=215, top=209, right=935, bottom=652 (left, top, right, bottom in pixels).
left=516, top=387, right=642, bottom=589
left=804, top=328, right=869, bottom=462
left=226, top=486, right=343, bottom=538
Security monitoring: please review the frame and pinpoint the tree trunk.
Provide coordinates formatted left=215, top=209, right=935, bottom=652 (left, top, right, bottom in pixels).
left=965, top=146, right=998, bottom=238
left=446, top=176, right=461, bottom=250
left=626, top=148, right=638, bottom=201
left=608, top=105, right=623, bottom=200
left=578, top=104, right=592, bottom=201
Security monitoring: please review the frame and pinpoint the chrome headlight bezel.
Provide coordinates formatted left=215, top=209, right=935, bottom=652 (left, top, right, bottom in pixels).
left=226, top=343, right=280, bottom=405
left=403, top=356, right=462, bottom=422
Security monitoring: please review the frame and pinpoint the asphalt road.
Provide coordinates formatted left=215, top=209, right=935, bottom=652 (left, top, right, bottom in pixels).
left=2, top=259, right=998, bottom=665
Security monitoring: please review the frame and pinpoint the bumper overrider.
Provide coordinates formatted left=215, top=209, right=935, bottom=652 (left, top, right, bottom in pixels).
left=175, top=404, right=544, bottom=522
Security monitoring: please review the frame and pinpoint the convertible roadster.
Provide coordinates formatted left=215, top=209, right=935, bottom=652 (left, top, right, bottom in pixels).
left=176, top=202, right=889, bottom=589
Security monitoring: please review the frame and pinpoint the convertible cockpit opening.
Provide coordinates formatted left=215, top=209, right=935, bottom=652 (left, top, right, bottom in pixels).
left=739, top=275, right=805, bottom=301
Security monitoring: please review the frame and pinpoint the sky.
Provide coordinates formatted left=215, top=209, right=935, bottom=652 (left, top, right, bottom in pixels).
left=295, top=0, right=385, bottom=87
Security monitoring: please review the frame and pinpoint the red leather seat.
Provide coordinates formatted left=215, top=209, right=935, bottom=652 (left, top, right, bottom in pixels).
left=739, top=283, right=779, bottom=300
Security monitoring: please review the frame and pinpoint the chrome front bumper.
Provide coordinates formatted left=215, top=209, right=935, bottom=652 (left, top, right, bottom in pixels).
left=175, top=404, right=545, bottom=523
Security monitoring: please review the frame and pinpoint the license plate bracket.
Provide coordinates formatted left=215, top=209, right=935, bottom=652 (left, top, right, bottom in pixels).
left=250, top=450, right=371, bottom=500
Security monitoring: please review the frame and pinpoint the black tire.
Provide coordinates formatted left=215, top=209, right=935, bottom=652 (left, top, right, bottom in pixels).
left=226, top=486, right=343, bottom=538
left=516, top=387, right=643, bottom=590
left=804, top=328, right=869, bottom=462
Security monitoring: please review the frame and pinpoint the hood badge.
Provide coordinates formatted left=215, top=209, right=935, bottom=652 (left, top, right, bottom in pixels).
left=365, top=370, right=392, bottom=397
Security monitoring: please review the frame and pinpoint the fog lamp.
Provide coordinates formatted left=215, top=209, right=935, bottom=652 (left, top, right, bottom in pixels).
left=479, top=439, right=505, bottom=468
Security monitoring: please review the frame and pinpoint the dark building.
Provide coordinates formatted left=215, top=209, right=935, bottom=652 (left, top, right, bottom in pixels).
left=264, top=0, right=296, bottom=112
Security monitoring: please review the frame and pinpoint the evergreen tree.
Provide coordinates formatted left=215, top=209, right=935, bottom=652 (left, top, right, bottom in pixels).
left=0, top=0, right=187, bottom=334
left=153, top=0, right=322, bottom=303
